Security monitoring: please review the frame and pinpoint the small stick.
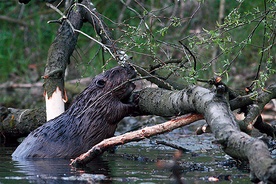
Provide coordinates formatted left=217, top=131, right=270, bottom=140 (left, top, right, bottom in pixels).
left=155, top=140, right=190, bottom=152
left=70, top=113, right=204, bottom=167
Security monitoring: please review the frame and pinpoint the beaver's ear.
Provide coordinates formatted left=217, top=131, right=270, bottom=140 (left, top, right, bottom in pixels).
left=96, top=79, right=106, bottom=88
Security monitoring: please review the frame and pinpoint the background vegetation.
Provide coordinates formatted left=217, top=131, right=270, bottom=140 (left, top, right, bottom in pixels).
left=0, top=0, right=275, bottom=108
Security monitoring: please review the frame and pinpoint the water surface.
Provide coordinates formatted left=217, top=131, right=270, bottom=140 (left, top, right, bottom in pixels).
left=0, top=138, right=250, bottom=183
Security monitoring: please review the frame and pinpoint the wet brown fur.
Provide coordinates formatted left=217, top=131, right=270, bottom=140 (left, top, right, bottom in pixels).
left=12, top=64, right=136, bottom=158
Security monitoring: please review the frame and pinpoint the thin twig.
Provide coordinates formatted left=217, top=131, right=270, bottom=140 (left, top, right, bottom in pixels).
left=248, top=0, right=268, bottom=90
left=131, top=63, right=176, bottom=90
left=155, top=140, right=190, bottom=152
left=0, top=15, right=29, bottom=27
left=46, top=2, right=116, bottom=59
left=179, top=40, right=197, bottom=71
left=149, top=59, right=184, bottom=72
left=75, top=3, right=113, bottom=44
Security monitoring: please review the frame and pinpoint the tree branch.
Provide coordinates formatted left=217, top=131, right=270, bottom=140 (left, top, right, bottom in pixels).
left=71, top=85, right=276, bottom=182
left=0, top=107, right=45, bottom=139
left=0, top=15, right=29, bottom=27
left=70, top=113, right=203, bottom=167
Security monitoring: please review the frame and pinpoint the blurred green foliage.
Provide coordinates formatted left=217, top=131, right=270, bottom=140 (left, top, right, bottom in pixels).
left=0, top=0, right=275, bottom=89
left=0, top=1, right=55, bottom=82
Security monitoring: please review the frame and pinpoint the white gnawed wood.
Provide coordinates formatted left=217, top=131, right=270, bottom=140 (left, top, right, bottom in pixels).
left=45, top=87, right=65, bottom=121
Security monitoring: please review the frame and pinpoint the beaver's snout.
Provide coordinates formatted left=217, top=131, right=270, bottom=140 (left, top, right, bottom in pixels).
left=123, top=64, right=137, bottom=79
left=118, top=64, right=136, bottom=103
left=120, top=78, right=136, bottom=103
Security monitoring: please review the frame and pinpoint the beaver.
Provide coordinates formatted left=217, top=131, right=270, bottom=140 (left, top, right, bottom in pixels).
left=12, top=64, right=137, bottom=158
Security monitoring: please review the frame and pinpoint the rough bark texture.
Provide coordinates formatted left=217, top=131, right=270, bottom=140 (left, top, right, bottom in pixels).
left=82, top=1, right=115, bottom=53
left=138, top=86, right=276, bottom=183
left=43, top=0, right=127, bottom=100
left=0, top=106, right=45, bottom=139
left=69, top=84, right=276, bottom=182
left=43, top=4, right=83, bottom=99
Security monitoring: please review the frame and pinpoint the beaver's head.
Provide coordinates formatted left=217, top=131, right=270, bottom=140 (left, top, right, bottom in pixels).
left=91, top=64, right=136, bottom=102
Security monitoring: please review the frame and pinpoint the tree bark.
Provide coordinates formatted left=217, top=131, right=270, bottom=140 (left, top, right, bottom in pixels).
left=138, top=86, right=276, bottom=182
left=43, top=0, right=127, bottom=120
left=43, top=2, right=84, bottom=120
left=70, top=85, right=276, bottom=183
left=0, top=106, right=46, bottom=139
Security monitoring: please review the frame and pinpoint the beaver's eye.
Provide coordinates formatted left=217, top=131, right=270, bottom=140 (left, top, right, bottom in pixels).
left=96, top=79, right=106, bottom=88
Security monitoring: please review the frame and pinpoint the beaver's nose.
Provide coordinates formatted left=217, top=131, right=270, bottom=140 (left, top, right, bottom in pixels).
left=123, top=64, right=136, bottom=78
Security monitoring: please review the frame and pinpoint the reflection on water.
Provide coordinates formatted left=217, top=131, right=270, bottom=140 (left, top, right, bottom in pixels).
left=12, top=158, right=110, bottom=183
left=1, top=147, right=111, bottom=184
left=0, top=140, right=250, bottom=183
left=1, top=145, right=178, bottom=184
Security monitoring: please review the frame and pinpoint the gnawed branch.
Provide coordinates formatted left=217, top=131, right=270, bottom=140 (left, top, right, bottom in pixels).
left=70, top=113, right=203, bottom=167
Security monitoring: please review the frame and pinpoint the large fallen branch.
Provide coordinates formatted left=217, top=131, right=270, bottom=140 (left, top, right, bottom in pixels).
left=138, top=86, right=276, bottom=183
left=70, top=113, right=203, bottom=167
left=71, top=85, right=276, bottom=183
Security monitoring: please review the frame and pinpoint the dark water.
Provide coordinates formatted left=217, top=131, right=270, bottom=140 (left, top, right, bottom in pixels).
left=0, top=139, right=250, bottom=184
